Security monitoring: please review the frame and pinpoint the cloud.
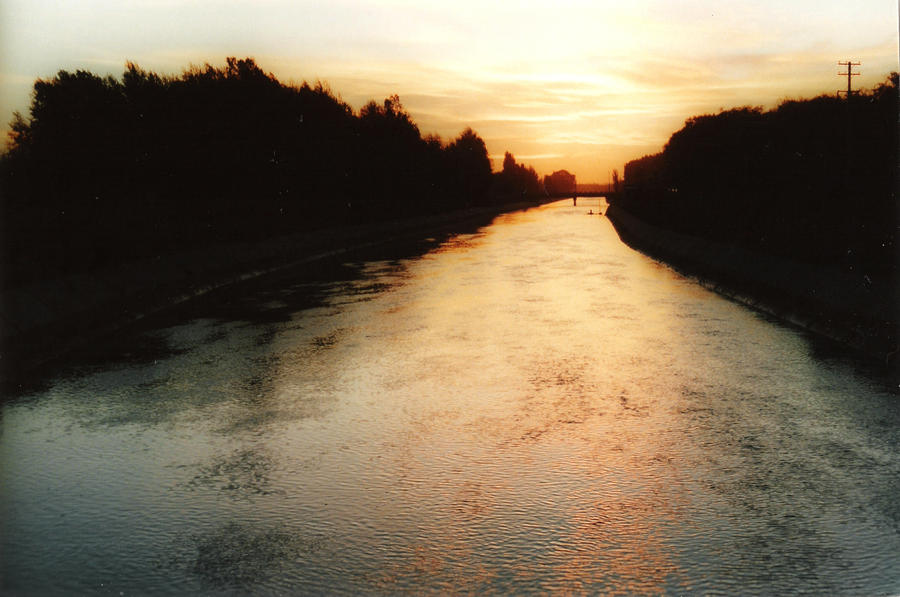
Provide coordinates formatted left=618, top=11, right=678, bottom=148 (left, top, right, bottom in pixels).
left=1, top=0, right=897, bottom=181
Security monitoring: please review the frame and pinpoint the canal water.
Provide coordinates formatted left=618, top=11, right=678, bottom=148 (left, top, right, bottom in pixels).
left=2, top=199, right=898, bottom=595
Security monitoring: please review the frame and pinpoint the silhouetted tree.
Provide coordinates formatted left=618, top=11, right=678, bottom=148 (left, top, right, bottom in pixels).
left=0, top=58, right=519, bottom=286
left=544, top=169, right=577, bottom=195
left=496, top=152, right=542, bottom=199
left=445, top=128, right=493, bottom=205
left=617, top=72, right=897, bottom=267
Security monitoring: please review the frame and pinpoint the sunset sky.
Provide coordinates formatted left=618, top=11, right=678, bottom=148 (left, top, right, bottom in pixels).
left=1, top=0, right=897, bottom=183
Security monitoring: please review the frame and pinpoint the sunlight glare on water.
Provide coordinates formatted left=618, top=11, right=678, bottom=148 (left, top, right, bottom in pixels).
left=1, top=199, right=898, bottom=595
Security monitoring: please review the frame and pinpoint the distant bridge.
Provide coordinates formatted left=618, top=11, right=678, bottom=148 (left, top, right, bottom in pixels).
left=544, top=190, right=614, bottom=203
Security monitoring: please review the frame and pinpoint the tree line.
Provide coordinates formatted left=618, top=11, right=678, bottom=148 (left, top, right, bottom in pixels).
left=493, top=152, right=576, bottom=198
left=0, top=58, right=550, bottom=286
left=617, top=73, right=898, bottom=268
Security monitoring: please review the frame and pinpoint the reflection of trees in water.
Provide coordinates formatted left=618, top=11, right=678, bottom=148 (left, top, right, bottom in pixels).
left=164, top=521, right=327, bottom=589
left=186, top=448, right=279, bottom=497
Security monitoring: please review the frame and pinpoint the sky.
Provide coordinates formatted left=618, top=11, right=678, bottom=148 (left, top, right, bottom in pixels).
left=1, top=0, right=897, bottom=183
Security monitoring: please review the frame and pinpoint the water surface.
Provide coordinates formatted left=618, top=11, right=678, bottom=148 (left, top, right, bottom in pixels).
left=2, top=199, right=898, bottom=595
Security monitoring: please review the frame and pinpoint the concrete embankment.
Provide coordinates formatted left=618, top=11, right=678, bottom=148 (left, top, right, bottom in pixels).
left=1, top=201, right=546, bottom=379
left=606, top=204, right=898, bottom=364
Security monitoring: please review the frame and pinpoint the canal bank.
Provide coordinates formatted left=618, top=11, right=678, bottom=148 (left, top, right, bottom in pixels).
left=606, top=204, right=898, bottom=365
left=0, top=199, right=549, bottom=380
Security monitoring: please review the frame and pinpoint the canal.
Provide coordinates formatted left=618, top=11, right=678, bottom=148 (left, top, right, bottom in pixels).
left=2, top=199, right=898, bottom=595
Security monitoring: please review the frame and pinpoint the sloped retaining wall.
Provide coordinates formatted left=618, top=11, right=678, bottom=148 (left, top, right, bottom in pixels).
left=605, top=204, right=898, bottom=363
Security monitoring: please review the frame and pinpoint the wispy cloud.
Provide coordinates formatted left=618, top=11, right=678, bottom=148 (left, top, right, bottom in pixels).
left=1, top=0, right=897, bottom=181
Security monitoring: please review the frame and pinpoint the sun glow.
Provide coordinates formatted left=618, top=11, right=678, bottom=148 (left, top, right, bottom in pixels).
left=1, top=0, right=897, bottom=181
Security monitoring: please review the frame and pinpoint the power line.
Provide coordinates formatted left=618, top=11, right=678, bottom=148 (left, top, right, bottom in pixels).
left=837, top=60, right=860, bottom=97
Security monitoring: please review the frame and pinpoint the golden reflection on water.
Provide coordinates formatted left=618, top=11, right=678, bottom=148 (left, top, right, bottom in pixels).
left=8, top=200, right=896, bottom=594
left=252, top=200, right=705, bottom=592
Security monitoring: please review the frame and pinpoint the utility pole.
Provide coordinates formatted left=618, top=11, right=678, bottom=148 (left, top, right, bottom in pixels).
left=837, top=60, right=860, bottom=97
left=837, top=61, right=860, bottom=236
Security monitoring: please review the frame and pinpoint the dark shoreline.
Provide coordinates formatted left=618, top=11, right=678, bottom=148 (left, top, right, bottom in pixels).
left=0, top=199, right=549, bottom=384
left=605, top=204, right=898, bottom=367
